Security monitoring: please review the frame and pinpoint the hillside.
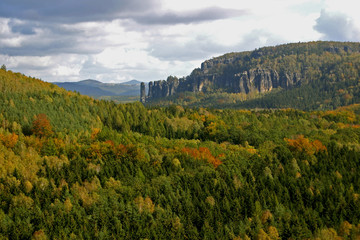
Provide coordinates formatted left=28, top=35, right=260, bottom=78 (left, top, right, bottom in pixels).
left=1, top=68, right=360, bottom=239
left=54, top=79, right=143, bottom=97
left=142, top=41, right=360, bottom=110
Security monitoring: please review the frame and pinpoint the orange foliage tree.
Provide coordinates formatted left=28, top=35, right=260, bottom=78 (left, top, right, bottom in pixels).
left=182, top=147, right=223, bottom=168
left=285, top=135, right=327, bottom=155
left=32, top=113, right=53, bottom=137
left=0, top=132, right=18, bottom=148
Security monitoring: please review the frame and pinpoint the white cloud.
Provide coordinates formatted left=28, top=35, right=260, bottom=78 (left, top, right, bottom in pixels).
left=0, top=0, right=359, bottom=83
left=314, top=10, right=360, bottom=41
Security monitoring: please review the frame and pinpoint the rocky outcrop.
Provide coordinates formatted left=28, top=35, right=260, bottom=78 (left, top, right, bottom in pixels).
left=234, top=69, right=277, bottom=93
left=142, top=67, right=301, bottom=102
left=140, top=82, right=146, bottom=103
left=140, top=42, right=360, bottom=103
left=146, top=78, right=180, bottom=99
left=232, top=69, right=302, bottom=94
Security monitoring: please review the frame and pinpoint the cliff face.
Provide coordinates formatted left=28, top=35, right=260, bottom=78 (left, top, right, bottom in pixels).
left=140, top=82, right=146, bottom=103
left=140, top=41, right=360, bottom=103
left=234, top=69, right=301, bottom=93
left=142, top=67, right=301, bottom=102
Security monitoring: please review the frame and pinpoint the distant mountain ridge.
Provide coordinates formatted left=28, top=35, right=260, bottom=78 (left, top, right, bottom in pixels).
left=54, top=79, right=144, bottom=97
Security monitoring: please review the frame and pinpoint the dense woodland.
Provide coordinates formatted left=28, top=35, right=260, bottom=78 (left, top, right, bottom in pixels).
left=147, top=41, right=360, bottom=110
left=1, top=65, right=360, bottom=239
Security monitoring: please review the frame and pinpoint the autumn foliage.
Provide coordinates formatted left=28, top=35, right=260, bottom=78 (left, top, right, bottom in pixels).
left=2, top=66, right=360, bottom=239
left=32, top=113, right=53, bottom=137
left=182, top=147, right=223, bottom=168
left=285, top=135, right=327, bottom=155
left=0, top=132, right=18, bottom=148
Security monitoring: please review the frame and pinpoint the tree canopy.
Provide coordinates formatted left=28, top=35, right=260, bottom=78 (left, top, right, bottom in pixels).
left=1, top=56, right=360, bottom=239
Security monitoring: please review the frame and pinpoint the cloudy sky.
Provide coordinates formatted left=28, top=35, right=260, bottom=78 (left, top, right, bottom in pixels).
left=0, top=0, right=359, bottom=83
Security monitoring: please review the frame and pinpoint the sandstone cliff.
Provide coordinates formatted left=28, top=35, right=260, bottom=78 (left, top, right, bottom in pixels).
left=142, top=67, right=301, bottom=102
left=141, top=41, right=360, bottom=103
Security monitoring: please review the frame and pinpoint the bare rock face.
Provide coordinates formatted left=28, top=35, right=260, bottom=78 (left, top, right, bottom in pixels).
left=140, top=82, right=146, bottom=103
left=153, top=80, right=169, bottom=98
left=248, top=68, right=277, bottom=93
left=148, top=81, right=153, bottom=99
left=279, top=72, right=301, bottom=89
left=234, top=68, right=290, bottom=94
left=143, top=67, right=301, bottom=102
left=140, top=42, right=360, bottom=103
left=144, top=76, right=181, bottom=101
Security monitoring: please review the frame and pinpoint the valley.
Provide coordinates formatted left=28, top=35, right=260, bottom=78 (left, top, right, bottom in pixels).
left=1, top=52, right=360, bottom=238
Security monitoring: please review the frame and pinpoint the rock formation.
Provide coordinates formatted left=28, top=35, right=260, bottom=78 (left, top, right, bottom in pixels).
left=142, top=67, right=301, bottom=102
left=140, top=41, right=360, bottom=103
left=140, top=82, right=146, bottom=103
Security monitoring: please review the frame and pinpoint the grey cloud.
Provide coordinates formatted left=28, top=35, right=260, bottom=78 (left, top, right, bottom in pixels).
left=0, top=1, right=247, bottom=58
left=9, top=21, right=36, bottom=35
left=314, top=10, right=360, bottom=41
left=0, top=0, right=245, bottom=25
left=0, top=1, right=248, bottom=58
left=0, top=0, right=160, bottom=23
left=0, top=21, right=108, bottom=56
left=133, top=7, right=248, bottom=25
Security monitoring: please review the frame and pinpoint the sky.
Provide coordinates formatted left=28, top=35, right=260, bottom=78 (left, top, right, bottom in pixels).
left=0, top=0, right=360, bottom=83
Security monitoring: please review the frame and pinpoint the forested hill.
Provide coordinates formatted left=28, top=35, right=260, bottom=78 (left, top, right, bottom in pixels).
left=1, top=68, right=360, bottom=239
left=142, top=41, right=360, bottom=110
